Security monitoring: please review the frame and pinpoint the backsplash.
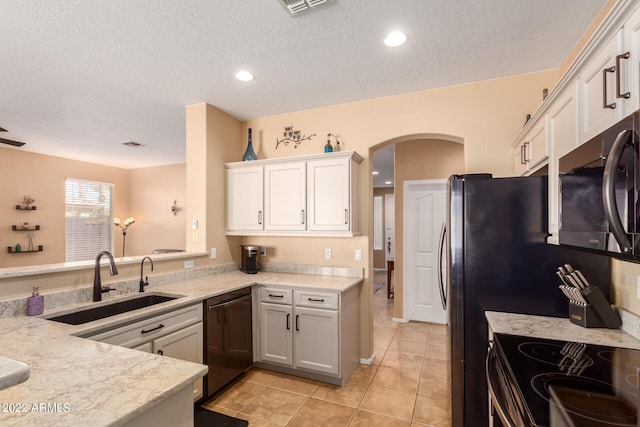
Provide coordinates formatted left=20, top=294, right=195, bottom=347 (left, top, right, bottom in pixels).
left=0, top=262, right=363, bottom=318
left=618, top=307, right=640, bottom=342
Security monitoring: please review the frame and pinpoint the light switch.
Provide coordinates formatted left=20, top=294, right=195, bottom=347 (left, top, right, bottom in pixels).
left=355, top=249, right=362, bottom=261
left=324, top=248, right=332, bottom=259
left=210, top=248, right=217, bottom=259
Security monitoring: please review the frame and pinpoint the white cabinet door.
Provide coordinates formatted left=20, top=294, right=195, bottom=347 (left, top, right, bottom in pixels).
left=513, top=140, right=529, bottom=176
left=307, top=157, right=351, bottom=232
left=227, top=166, right=264, bottom=231
left=259, top=302, right=293, bottom=366
left=547, top=81, right=580, bottom=241
left=623, top=4, right=640, bottom=113
left=580, top=30, right=625, bottom=143
left=264, top=161, right=306, bottom=231
left=512, top=119, right=547, bottom=176
left=294, top=306, right=339, bottom=375
left=153, top=322, right=204, bottom=401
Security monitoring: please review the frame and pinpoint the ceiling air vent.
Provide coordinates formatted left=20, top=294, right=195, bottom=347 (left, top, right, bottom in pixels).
left=277, top=0, right=328, bottom=15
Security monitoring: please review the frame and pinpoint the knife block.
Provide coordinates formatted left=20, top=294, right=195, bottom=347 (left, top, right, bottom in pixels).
left=568, top=286, right=621, bottom=329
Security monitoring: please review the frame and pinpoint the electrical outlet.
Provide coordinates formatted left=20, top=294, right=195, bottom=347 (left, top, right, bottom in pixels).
left=210, top=248, right=217, bottom=259
left=325, top=248, right=332, bottom=259
left=355, top=249, right=362, bottom=261
left=192, top=231, right=198, bottom=242
left=260, top=246, right=267, bottom=256
left=184, top=260, right=194, bottom=269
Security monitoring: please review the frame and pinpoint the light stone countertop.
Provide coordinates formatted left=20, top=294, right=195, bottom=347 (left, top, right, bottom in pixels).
left=486, top=311, right=640, bottom=350
left=0, top=269, right=363, bottom=426
left=0, top=356, right=29, bottom=391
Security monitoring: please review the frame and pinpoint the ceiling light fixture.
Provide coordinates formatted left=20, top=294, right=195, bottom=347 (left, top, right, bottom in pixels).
left=235, top=71, right=255, bottom=82
left=372, top=171, right=379, bottom=175
left=385, top=181, right=393, bottom=185
left=384, top=31, right=407, bottom=47
left=122, top=141, right=147, bottom=148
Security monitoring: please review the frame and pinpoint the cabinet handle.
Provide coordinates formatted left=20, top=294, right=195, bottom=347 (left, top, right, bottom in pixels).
left=344, top=209, right=348, bottom=225
left=308, top=298, right=325, bottom=303
left=603, top=66, right=617, bottom=109
left=140, top=323, right=164, bottom=334
left=295, top=314, right=300, bottom=331
left=286, top=313, right=290, bottom=330
left=301, top=209, right=305, bottom=224
left=616, top=52, right=631, bottom=99
left=157, top=349, right=164, bottom=356
left=258, top=210, right=263, bottom=225
left=268, top=293, right=284, bottom=299
left=520, top=144, right=526, bottom=165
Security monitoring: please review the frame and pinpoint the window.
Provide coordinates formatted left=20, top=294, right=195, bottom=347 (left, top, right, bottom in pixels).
left=65, top=178, right=113, bottom=262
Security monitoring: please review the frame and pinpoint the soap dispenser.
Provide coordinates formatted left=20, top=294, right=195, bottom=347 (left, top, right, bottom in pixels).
left=27, top=285, right=44, bottom=316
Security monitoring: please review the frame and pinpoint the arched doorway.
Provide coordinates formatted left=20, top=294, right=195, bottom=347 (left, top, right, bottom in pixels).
left=369, top=134, right=464, bottom=324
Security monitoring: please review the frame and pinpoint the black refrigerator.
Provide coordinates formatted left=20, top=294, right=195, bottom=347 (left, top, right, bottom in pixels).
left=446, top=174, right=611, bottom=427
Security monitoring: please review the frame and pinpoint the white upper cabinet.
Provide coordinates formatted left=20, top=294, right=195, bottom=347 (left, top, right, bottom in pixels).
left=579, top=3, right=640, bottom=143
left=225, top=151, right=362, bottom=236
left=307, top=156, right=355, bottom=233
left=512, top=117, right=547, bottom=176
left=623, top=4, right=640, bottom=113
left=579, top=30, right=625, bottom=142
left=226, top=165, right=264, bottom=232
left=264, top=161, right=307, bottom=231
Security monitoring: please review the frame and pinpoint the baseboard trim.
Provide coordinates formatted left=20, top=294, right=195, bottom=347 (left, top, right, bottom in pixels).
left=359, top=353, right=376, bottom=365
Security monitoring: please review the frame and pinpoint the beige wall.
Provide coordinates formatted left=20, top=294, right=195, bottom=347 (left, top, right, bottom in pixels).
left=392, top=139, right=465, bottom=318
left=0, top=147, right=186, bottom=268
left=0, top=147, right=130, bottom=267
left=126, top=164, right=187, bottom=256
left=611, top=260, right=640, bottom=317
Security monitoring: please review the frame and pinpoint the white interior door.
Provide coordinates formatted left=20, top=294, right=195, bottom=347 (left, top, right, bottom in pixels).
left=385, top=194, right=395, bottom=262
left=403, top=180, right=447, bottom=324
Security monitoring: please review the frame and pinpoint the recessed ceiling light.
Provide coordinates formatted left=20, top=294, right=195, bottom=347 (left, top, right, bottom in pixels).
left=372, top=171, right=379, bottom=175
left=385, top=181, right=393, bottom=185
left=384, top=31, right=407, bottom=47
left=235, top=71, right=254, bottom=81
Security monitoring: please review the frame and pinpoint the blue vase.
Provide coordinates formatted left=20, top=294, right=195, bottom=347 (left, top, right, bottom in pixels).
left=242, top=128, right=257, bottom=161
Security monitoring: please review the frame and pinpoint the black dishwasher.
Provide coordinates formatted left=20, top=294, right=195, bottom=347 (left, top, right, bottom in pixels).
left=203, top=287, right=253, bottom=398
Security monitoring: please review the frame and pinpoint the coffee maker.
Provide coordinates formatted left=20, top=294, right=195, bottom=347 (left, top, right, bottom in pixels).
left=240, top=245, right=260, bottom=274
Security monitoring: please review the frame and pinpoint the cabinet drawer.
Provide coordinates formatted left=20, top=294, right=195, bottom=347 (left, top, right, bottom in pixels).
left=88, top=304, right=203, bottom=348
left=261, top=287, right=293, bottom=304
left=294, top=290, right=338, bottom=310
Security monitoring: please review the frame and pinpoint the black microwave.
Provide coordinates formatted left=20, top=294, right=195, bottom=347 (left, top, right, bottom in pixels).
left=559, top=110, right=640, bottom=259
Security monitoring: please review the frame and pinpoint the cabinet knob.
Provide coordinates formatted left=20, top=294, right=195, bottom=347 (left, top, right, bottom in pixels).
left=157, top=349, right=164, bottom=356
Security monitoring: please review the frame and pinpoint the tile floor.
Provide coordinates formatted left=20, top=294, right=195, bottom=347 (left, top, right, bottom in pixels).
left=202, top=272, right=452, bottom=426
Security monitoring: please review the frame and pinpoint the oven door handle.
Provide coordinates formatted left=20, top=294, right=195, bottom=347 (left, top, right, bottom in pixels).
left=602, top=129, right=636, bottom=253
left=486, top=344, right=518, bottom=427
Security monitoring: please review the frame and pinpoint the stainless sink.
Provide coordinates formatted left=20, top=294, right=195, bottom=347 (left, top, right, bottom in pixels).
left=48, top=294, right=181, bottom=325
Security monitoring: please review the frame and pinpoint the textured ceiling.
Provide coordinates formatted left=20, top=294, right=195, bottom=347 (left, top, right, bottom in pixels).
left=0, top=0, right=606, bottom=169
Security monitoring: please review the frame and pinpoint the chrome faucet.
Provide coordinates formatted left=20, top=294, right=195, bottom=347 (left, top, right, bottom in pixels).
left=93, top=251, right=118, bottom=302
left=139, top=256, right=154, bottom=292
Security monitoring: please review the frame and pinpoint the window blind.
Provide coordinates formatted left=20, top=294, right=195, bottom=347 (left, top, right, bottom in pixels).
left=65, top=178, right=113, bottom=262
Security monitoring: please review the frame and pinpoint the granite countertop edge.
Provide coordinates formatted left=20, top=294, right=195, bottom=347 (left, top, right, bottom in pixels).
left=485, top=310, right=640, bottom=350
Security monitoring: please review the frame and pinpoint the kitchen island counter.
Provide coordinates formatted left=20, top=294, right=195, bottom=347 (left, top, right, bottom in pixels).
left=486, top=310, right=640, bottom=350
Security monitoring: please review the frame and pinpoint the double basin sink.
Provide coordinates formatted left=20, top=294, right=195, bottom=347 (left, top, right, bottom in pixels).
left=48, top=294, right=182, bottom=325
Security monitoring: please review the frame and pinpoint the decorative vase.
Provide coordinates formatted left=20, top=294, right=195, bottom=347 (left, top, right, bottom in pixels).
left=324, top=140, right=333, bottom=153
left=242, top=128, right=257, bottom=161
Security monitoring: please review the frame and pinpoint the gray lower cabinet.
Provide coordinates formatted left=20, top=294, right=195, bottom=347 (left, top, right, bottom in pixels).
left=86, top=303, right=204, bottom=401
left=257, top=286, right=358, bottom=385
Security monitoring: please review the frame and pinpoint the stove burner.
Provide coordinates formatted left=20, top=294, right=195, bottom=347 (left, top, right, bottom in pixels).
left=518, top=342, right=593, bottom=368
left=531, top=373, right=637, bottom=426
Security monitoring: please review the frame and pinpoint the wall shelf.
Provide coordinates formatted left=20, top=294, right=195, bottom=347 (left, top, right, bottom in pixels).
left=7, top=245, right=43, bottom=254
left=15, top=205, right=36, bottom=211
left=11, top=225, right=40, bottom=231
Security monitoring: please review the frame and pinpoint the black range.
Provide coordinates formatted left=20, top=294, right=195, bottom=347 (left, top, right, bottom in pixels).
left=489, top=333, right=640, bottom=426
